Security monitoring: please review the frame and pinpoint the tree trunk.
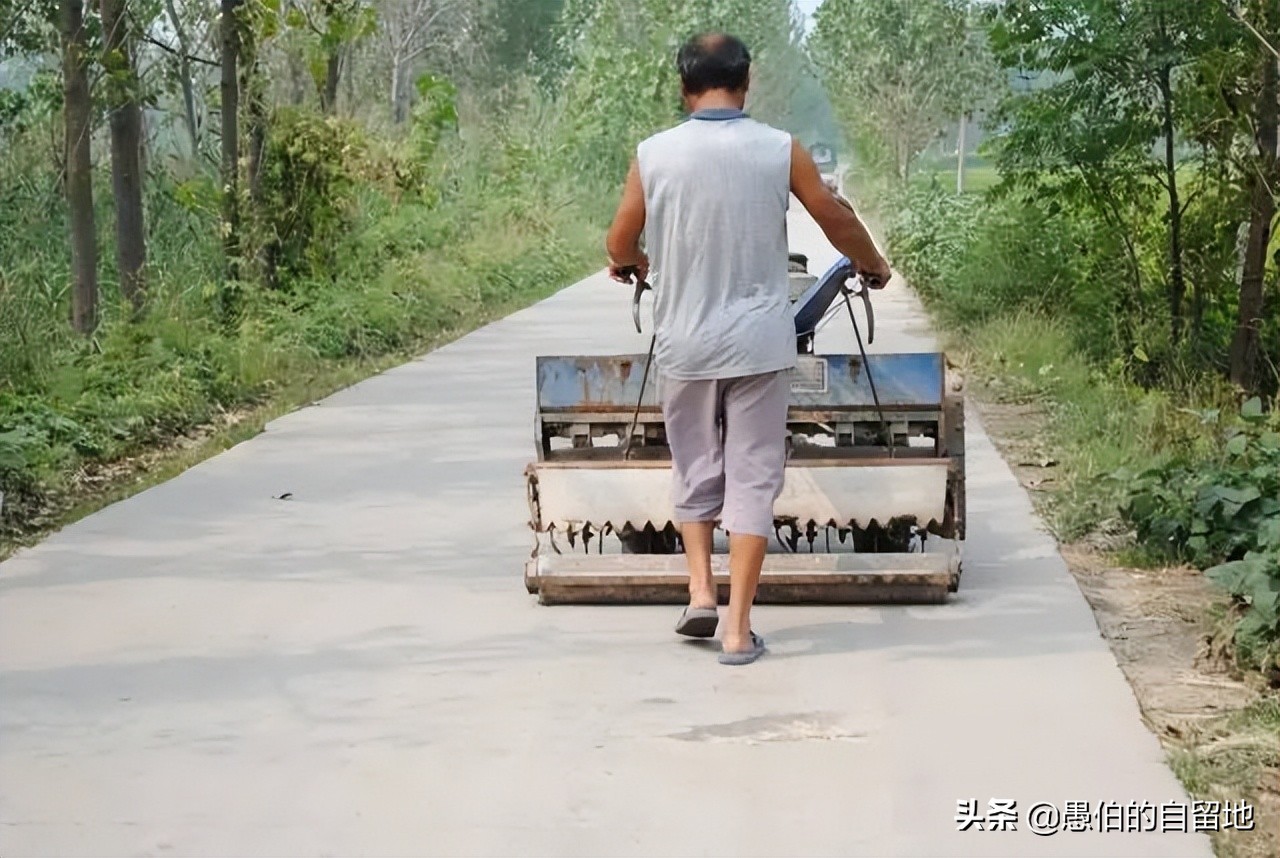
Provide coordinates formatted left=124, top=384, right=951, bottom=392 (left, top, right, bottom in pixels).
left=101, top=0, right=147, bottom=313
left=220, top=0, right=242, bottom=281
left=1229, top=55, right=1277, bottom=392
left=1158, top=63, right=1186, bottom=344
left=243, top=56, right=273, bottom=286
left=344, top=44, right=356, bottom=114
left=321, top=50, right=341, bottom=114
left=164, top=0, right=200, bottom=158
left=391, top=52, right=412, bottom=124
left=288, top=48, right=307, bottom=106
left=246, top=71, right=267, bottom=207
left=60, top=0, right=97, bottom=335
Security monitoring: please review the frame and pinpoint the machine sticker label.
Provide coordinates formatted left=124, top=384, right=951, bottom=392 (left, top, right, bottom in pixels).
left=791, top=356, right=828, bottom=393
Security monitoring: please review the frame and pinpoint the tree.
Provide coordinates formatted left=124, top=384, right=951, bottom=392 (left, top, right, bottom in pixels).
left=60, top=0, right=97, bottom=334
left=162, top=0, right=203, bottom=157
left=1223, top=0, right=1279, bottom=393
left=381, top=0, right=466, bottom=124
left=558, top=0, right=816, bottom=181
left=287, top=0, right=375, bottom=115
left=988, top=0, right=1229, bottom=347
left=220, top=0, right=242, bottom=280
left=480, top=0, right=566, bottom=76
left=100, top=0, right=147, bottom=312
left=809, top=0, right=992, bottom=182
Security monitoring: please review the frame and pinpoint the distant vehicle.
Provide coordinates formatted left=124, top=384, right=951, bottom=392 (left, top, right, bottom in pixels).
left=809, top=143, right=839, bottom=192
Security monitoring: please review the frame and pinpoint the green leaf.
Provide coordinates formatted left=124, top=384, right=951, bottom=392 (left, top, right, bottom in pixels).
left=1249, top=582, right=1279, bottom=617
left=1133, top=345, right=1149, bottom=363
left=1206, top=559, right=1254, bottom=594
left=1210, top=485, right=1261, bottom=517
left=1241, top=396, right=1264, bottom=420
left=1259, top=520, right=1280, bottom=550
left=1235, top=608, right=1279, bottom=654
left=1226, top=434, right=1248, bottom=456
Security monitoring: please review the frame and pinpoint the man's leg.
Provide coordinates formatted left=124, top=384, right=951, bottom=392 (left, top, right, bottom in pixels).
left=723, top=532, right=768, bottom=652
left=659, top=376, right=725, bottom=613
left=719, top=371, right=789, bottom=655
left=681, top=521, right=717, bottom=609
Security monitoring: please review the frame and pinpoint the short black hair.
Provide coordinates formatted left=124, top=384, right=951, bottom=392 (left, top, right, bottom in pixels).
left=677, top=32, right=751, bottom=95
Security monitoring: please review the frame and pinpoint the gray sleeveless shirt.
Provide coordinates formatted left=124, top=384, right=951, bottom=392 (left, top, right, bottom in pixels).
left=636, top=110, right=794, bottom=380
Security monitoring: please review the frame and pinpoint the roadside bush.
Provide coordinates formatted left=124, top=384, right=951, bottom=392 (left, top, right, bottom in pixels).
left=1119, top=399, right=1280, bottom=671
left=884, top=183, right=1142, bottom=357
left=255, top=109, right=369, bottom=286
left=881, top=184, right=980, bottom=295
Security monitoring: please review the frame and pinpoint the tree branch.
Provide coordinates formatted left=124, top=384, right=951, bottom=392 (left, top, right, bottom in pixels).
left=1218, top=0, right=1280, bottom=61
left=141, top=31, right=219, bottom=66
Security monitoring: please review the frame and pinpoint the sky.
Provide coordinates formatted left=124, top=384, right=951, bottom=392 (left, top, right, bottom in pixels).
left=794, top=0, right=826, bottom=35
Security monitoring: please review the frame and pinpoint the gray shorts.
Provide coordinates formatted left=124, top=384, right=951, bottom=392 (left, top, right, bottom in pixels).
left=659, top=371, right=789, bottom=538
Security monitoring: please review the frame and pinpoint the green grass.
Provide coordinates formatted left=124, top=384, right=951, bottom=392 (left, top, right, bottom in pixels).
left=911, top=163, right=1000, bottom=195
left=1169, top=697, right=1280, bottom=795
left=938, top=311, right=1220, bottom=539
left=1167, top=696, right=1280, bottom=858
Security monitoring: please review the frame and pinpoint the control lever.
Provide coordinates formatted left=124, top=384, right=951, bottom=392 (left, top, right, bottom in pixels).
left=615, top=265, right=651, bottom=333
left=844, top=273, right=876, bottom=344
left=613, top=265, right=655, bottom=459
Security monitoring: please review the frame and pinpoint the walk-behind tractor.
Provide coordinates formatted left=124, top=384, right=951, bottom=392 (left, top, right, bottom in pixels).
left=523, top=255, right=965, bottom=605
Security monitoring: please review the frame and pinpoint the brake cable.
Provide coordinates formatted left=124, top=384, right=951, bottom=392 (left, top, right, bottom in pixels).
left=840, top=275, right=895, bottom=458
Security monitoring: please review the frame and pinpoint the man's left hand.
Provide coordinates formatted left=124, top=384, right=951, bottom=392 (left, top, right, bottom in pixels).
left=609, top=255, right=649, bottom=284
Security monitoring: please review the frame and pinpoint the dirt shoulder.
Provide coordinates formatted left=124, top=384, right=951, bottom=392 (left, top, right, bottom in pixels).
left=976, top=389, right=1280, bottom=858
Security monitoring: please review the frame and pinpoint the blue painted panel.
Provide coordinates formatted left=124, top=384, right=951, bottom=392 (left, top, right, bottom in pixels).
left=538, top=354, right=658, bottom=410
left=794, top=353, right=943, bottom=408
left=537, top=353, right=944, bottom=411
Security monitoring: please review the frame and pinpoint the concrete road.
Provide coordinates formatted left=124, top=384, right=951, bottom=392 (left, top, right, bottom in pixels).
left=0, top=210, right=1210, bottom=857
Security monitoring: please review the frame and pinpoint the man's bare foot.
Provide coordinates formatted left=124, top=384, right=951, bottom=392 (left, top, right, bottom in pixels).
left=688, top=589, right=717, bottom=611
left=718, top=631, right=766, bottom=665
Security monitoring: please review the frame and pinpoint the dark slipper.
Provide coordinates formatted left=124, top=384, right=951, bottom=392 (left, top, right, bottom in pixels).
left=675, top=606, right=719, bottom=638
left=718, top=632, right=766, bottom=665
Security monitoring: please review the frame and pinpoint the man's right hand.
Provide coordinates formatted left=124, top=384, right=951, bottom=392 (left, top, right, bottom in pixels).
left=790, top=138, right=892, bottom=289
left=859, top=256, right=892, bottom=289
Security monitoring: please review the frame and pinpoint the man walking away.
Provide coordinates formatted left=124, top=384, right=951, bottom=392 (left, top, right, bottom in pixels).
left=605, top=32, right=891, bottom=665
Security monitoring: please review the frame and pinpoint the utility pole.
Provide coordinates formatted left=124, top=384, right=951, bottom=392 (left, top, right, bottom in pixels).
left=956, top=113, right=967, bottom=195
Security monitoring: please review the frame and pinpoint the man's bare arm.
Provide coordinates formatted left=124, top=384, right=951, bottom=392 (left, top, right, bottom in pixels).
left=789, top=138, right=891, bottom=286
left=605, top=160, right=649, bottom=283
